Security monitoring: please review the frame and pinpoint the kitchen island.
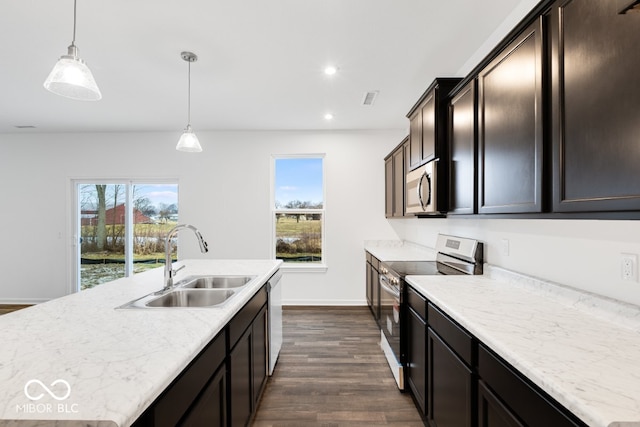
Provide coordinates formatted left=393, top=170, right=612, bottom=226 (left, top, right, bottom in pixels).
left=0, top=259, right=281, bottom=427
left=408, top=265, right=640, bottom=427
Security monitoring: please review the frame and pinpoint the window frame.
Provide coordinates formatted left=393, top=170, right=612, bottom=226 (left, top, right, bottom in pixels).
left=270, top=154, right=327, bottom=272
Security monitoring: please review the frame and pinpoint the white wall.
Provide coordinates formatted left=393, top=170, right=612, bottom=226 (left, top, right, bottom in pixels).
left=0, top=130, right=404, bottom=305
left=391, top=218, right=640, bottom=306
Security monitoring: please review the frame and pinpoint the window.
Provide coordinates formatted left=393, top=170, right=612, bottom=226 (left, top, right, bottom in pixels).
left=272, top=156, right=325, bottom=267
left=74, top=181, right=178, bottom=291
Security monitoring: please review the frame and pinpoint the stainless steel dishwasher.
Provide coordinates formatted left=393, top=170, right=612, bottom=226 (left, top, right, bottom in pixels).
left=267, top=271, right=283, bottom=375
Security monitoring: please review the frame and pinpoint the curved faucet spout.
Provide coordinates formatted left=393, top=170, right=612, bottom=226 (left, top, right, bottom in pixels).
left=163, top=224, right=209, bottom=291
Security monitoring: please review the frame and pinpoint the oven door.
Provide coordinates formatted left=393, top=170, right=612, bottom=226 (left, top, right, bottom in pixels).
left=405, top=161, right=436, bottom=214
left=379, top=274, right=404, bottom=389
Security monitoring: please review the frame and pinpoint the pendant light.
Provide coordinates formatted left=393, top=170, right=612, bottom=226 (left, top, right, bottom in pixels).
left=43, top=0, right=101, bottom=101
left=176, top=51, right=203, bottom=152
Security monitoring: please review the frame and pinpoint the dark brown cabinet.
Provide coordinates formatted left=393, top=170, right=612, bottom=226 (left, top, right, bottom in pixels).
left=478, top=344, right=585, bottom=427
left=427, top=303, right=475, bottom=427
left=477, top=17, right=545, bottom=214
left=365, top=252, right=380, bottom=321
left=132, top=330, right=227, bottom=427
left=407, top=78, right=462, bottom=171
left=449, top=79, right=478, bottom=214
left=385, top=137, right=408, bottom=218
left=179, top=366, right=227, bottom=427
left=229, top=287, right=268, bottom=427
left=406, top=286, right=427, bottom=418
left=478, top=380, right=524, bottom=427
left=550, top=0, right=640, bottom=212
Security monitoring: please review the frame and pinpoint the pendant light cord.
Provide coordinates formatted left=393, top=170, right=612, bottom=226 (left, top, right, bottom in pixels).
left=187, top=60, right=191, bottom=127
left=72, top=0, right=77, bottom=46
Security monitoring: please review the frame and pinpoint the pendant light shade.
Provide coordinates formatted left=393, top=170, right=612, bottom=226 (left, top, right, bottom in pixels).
left=176, top=125, right=202, bottom=152
left=176, top=51, right=202, bottom=152
left=44, top=0, right=101, bottom=101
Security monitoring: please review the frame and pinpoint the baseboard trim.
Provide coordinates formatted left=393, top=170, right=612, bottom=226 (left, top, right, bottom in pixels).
left=282, top=299, right=367, bottom=306
left=0, top=298, right=49, bottom=305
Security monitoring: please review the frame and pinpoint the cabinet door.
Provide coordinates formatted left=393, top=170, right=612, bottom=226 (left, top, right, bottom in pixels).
left=409, top=109, right=423, bottom=170
left=428, top=328, right=474, bottom=427
left=385, top=156, right=394, bottom=217
left=372, top=267, right=380, bottom=322
left=230, top=328, right=252, bottom=427
left=551, top=0, right=640, bottom=212
left=449, top=80, right=477, bottom=214
left=406, top=307, right=427, bottom=416
left=179, top=365, right=226, bottom=427
left=478, top=380, right=524, bottom=427
left=421, top=93, right=437, bottom=163
left=478, top=18, right=544, bottom=214
left=366, top=260, right=373, bottom=309
left=392, top=147, right=405, bottom=217
left=252, top=305, right=268, bottom=408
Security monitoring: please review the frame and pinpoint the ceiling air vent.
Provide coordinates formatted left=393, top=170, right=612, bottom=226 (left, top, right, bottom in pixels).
left=361, top=91, right=379, bottom=106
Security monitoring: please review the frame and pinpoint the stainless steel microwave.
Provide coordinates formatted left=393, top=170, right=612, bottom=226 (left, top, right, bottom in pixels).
left=405, top=161, right=437, bottom=214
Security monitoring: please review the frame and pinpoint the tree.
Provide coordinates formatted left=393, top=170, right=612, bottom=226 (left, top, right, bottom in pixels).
left=96, top=185, right=107, bottom=251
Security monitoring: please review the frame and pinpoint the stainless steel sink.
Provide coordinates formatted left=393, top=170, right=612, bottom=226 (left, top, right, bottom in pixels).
left=116, top=274, right=257, bottom=309
left=178, top=275, right=255, bottom=289
left=145, top=289, right=235, bottom=307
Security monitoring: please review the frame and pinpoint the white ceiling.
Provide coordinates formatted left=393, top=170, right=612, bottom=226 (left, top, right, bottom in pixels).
left=0, top=0, right=527, bottom=134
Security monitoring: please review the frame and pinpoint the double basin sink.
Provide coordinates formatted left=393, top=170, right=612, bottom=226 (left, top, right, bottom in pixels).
left=119, top=275, right=256, bottom=309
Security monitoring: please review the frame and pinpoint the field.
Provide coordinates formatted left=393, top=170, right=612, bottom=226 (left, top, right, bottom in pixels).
left=275, top=215, right=322, bottom=262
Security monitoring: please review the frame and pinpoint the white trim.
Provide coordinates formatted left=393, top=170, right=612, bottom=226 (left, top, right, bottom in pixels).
left=283, top=300, right=367, bottom=306
left=279, top=264, right=328, bottom=273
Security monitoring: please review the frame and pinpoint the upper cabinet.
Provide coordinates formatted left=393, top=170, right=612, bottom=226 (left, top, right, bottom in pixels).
left=407, top=78, right=462, bottom=171
left=385, top=137, right=408, bottom=218
left=449, top=80, right=478, bottom=215
left=477, top=17, right=545, bottom=214
left=550, top=0, right=640, bottom=212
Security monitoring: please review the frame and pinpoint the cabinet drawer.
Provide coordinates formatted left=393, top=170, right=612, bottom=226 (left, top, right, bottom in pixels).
left=478, top=344, right=585, bottom=427
left=428, top=303, right=473, bottom=365
left=407, top=286, right=427, bottom=321
left=229, top=285, right=267, bottom=348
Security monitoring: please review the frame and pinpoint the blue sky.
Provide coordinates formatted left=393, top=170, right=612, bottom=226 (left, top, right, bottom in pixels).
left=275, top=158, right=323, bottom=206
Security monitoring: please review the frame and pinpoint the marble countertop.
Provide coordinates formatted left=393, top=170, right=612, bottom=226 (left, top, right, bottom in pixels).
left=0, top=259, right=281, bottom=427
left=407, top=266, right=640, bottom=427
left=364, top=240, right=436, bottom=261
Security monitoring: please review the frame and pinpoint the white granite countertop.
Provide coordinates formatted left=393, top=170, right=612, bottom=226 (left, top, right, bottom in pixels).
left=364, top=240, right=436, bottom=261
left=407, top=266, right=640, bottom=427
left=0, top=259, right=281, bottom=427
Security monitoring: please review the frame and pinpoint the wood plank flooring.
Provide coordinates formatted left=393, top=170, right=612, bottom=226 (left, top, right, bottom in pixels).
left=253, top=306, right=423, bottom=427
left=0, top=304, right=31, bottom=315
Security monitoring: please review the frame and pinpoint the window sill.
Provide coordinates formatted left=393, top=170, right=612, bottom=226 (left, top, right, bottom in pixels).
left=278, top=263, right=328, bottom=273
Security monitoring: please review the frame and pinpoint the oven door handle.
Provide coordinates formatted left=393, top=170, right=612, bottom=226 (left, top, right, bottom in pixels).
left=379, top=276, right=400, bottom=300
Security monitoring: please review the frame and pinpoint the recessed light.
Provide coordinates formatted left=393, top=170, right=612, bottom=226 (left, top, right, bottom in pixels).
left=324, top=65, right=338, bottom=76
left=324, top=113, right=334, bottom=120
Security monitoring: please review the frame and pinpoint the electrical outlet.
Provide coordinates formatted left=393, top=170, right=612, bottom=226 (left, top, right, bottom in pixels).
left=621, top=253, right=638, bottom=281
left=501, top=239, right=510, bottom=256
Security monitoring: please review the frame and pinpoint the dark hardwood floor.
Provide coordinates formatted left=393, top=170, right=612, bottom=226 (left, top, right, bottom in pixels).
left=0, top=304, right=31, bottom=315
left=253, top=306, right=423, bottom=427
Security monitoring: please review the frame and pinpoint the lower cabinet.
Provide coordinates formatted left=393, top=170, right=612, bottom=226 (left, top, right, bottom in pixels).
left=229, top=288, right=268, bottom=427
left=132, top=330, right=227, bottom=427
left=179, top=366, right=227, bottom=427
left=406, top=286, right=427, bottom=418
left=229, top=304, right=267, bottom=426
left=132, top=283, right=269, bottom=427
left=427, top=302, right=475, bottom=427
left=365, top=252, right=380, bottom=322
left=404, top=287, right=587, bottom=427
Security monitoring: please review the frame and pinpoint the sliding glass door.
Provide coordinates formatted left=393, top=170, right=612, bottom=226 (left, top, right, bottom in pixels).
left=75, top=181, right=178, bottom=291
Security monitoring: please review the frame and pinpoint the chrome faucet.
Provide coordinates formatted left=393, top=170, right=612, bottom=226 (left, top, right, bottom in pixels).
left=163, top=224, right=209, bottom=292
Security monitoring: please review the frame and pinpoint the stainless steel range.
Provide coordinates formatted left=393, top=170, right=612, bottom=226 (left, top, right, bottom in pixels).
left=378, top=234, right=483, bottom=389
